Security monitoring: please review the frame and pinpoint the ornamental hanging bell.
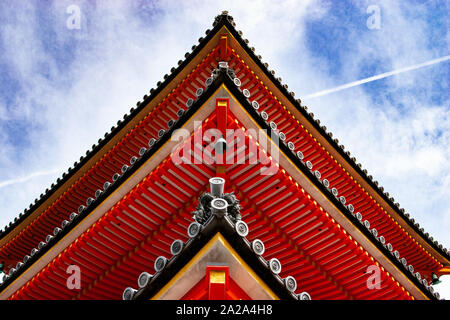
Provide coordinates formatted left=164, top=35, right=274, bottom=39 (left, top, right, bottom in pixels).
left=431, top=273, right=442, bottom=285
left=214, top=137, right=228, bottom=155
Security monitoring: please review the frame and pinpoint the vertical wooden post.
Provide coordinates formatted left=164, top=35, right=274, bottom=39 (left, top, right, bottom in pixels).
left=206, top=265, right=229, bottom=300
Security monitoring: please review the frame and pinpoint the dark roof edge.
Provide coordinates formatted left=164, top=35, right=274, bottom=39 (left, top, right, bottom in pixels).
left=0, top=13, right=230, bottom=243
left=219, top=17, right=450, bottom=262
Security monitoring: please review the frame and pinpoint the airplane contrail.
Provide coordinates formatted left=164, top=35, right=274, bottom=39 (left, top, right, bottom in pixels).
left=0, top=169, right=62, bottom=189
left=303, top=55, right=450, bottom=99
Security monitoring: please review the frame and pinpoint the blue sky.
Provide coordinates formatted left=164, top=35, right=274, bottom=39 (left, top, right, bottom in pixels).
left=0, top=0, right=449, bottom=298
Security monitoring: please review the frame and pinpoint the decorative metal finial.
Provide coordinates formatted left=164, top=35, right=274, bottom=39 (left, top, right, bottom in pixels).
left=191, top=177, right=241, bottom=224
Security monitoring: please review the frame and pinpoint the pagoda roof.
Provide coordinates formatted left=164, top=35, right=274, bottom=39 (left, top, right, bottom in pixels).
left=0, top=11, right=447, bottom=299
left=0, top=69, right=440, bottom=300
left=1, top=12, right=448, bottom=274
